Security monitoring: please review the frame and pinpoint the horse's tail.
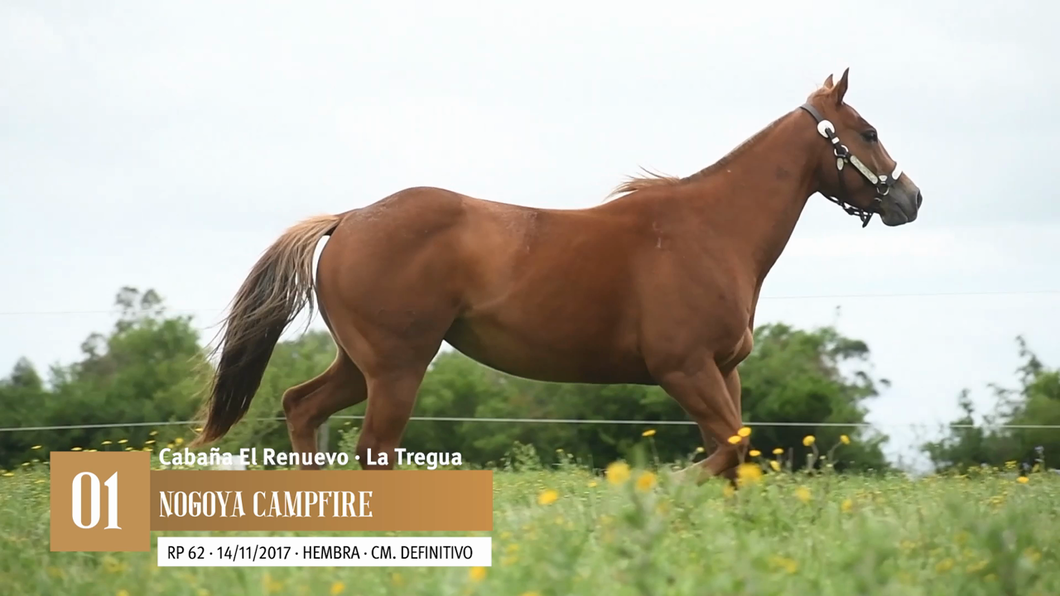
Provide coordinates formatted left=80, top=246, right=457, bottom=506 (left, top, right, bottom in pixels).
left=190, top=213, right=344, bottom=447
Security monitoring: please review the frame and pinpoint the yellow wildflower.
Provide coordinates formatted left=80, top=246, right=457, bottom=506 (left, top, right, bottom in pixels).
left=773, top=448, right=784, bottom=455
left=149, top=430, right=158, bottom=436
left=841, top=499, right=853, bottom=513
left=606, top=461, right=630, bottom=485
left=749, top=449, right=761, bottom=457
left=802, top=435, right=815, bottom=447
left=588, top=481, right=598, bottom=488
left=795, top=486, right=812, bottom=503
left=71, top=447, right=82, bottom=451
left=1017, top=476, right=1029, bottom=484
left=31, top=445, right=41, bottom=450
left=736, top=463, right=762, bottom=486
left=635, top=471, right=657, bottom=492
left=391, top=573, right=405, bottom=587
left=722, top=484, right=735, bottom=498
left=537, top=489, right=559, bottom=505
left=727, top=435, right=741, bottom=445
left=737, top=426, right=752, bottom=437
left=174, top=437, right=184, bottom=446
left=117, top=591, right=129, bottom=596
left=935, top=558, right=955, bottom=572
left=118, top=439, right=128, bottom=444
left=330, top=581, right=345, bottom=595
left=695, top=446, right=705, bottom=453
left=769, top=555, right=798, bottom=574
left=966, top=559, right=989, bottom=573
left=840, top=434, right=851, bottom=445
left=102, top=440, right=112, bottom=445
left=769, top=460, right=781, bottom=472
left=262, top=572, right=283, bottom=593
left=641, top=429, right=656, bottom=437
left=102, top=554, right=127, bottom=574
left=469, top=567, right=487, bottom=581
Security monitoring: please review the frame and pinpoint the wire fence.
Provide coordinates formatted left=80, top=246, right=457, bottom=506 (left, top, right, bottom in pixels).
left=2, top=416, right=1058, bottom=434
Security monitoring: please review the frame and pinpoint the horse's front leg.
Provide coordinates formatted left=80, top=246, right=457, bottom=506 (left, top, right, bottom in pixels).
left=657, top=359, right=746, bottom=483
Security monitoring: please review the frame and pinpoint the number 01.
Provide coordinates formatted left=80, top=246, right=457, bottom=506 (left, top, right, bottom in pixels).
left=71, top=471, right=121, bottom=530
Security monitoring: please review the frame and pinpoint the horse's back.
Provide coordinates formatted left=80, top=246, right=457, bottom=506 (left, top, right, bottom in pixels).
left=318, top=186, right=656, bottom=383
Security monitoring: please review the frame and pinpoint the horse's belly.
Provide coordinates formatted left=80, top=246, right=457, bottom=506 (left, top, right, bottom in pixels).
left=442, top=316, right=653, bottom=385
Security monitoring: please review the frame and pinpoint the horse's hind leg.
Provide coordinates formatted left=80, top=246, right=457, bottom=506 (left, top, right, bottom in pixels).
left=354, top=366, right=429, bottom=470
left=282, top=349, right=367, bottom=469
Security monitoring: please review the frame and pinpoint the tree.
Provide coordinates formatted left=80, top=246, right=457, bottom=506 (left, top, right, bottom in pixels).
left=0, top=288, right=208, bottom=468
left=922, top=336, right=1059, bottom=472
left=738, top=323, right=890, bottom=471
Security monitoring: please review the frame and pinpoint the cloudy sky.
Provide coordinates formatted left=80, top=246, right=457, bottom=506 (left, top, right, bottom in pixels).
left=2, top=1, right=1057, bottom=468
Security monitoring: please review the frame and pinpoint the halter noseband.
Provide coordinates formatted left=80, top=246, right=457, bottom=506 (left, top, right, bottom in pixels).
left=798, top=103, right=902, bottom=228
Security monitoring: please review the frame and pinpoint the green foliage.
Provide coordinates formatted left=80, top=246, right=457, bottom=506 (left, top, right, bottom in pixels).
left=739, top=323, right=890, bottom=471
left=922, top=336, right=1059, bottom=472
left=0, top=287, right=208, bottom=469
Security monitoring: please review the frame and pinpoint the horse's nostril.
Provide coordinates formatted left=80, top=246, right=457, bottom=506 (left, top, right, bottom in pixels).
left=916, top=191, right=923, bottom=208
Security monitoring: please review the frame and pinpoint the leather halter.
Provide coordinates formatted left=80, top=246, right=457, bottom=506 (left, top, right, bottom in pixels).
left=799, top=103, right=902, bottom=228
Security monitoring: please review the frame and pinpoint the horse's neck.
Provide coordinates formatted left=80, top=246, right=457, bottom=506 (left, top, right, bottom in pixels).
left=689, top=111, right=821, bottom=285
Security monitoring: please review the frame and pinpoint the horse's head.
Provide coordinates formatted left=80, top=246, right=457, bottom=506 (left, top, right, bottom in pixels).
left=800, top=68, right=923, bottom=227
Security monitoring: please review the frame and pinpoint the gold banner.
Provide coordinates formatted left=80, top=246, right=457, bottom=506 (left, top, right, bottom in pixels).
left=149, top=470, right=493, bottom=532
left=50, top=452, right=493, bottom=552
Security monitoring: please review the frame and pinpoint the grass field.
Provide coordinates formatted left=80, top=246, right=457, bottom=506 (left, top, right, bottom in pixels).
left=1, top=444, right=1057, bottom=596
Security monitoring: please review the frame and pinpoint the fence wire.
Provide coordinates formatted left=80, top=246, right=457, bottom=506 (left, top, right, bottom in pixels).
left=1, top=416, right=1058, bottom=434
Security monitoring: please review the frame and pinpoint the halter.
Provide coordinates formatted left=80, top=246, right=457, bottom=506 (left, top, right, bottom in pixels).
left=798, top=103, right=902, bottom=228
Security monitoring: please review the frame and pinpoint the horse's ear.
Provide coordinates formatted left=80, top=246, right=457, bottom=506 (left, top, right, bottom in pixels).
left=822, top=73, right=834, bottom=88
left=832, top=67, right=850, bottom=106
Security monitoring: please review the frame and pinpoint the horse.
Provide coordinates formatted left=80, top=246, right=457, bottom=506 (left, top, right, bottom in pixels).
left=189, top=68, right=923, bottom=482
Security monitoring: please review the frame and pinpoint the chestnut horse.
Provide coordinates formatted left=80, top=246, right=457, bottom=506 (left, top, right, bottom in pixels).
left=190, top=69, right=923, bottom=481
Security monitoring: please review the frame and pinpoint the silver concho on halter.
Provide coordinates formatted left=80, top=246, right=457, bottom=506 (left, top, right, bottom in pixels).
left=816, top=119, right=847, bottom=171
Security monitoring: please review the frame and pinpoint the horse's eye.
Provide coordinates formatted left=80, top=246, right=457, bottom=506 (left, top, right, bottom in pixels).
left=862, top=130, right=878, bottom=143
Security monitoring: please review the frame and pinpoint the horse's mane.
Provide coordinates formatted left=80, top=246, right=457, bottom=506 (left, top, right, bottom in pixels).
left=604, top=112, right=791, bottom=201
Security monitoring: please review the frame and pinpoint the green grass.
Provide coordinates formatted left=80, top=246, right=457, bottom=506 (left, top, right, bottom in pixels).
left=0, top=450, right=1057, bottom=596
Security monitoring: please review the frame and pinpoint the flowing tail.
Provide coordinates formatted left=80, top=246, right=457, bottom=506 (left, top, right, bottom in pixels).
left=190, top=213, right=343, bottom=447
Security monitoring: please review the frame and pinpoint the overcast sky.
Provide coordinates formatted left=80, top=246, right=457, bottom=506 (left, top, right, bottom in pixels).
left=2, top=1, right=1057, bottom=469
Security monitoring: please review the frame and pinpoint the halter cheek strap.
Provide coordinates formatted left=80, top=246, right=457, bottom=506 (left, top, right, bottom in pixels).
left=798, top=103, right=903, bottom=228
